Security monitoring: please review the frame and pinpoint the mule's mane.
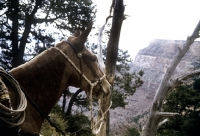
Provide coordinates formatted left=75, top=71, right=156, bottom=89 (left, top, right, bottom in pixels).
left=55, top=40, right=65, bottom=47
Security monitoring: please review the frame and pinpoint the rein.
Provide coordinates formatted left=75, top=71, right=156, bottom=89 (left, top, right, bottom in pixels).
left=20, top=87, right=66, bottom=136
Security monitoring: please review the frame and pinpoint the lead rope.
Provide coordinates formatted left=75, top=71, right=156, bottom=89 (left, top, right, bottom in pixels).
left=55, top=47, right=112, bottom=134
left=90, top=88, right=112, bottom=134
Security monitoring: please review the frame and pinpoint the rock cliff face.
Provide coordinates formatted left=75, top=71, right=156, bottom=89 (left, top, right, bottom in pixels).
left=110, top=39, right=200, bottom=135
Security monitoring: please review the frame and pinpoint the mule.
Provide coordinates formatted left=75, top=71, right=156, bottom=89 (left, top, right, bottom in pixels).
left=0, top=22, right=111, bottom=136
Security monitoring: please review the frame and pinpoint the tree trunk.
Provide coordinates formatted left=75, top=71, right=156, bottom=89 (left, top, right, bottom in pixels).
left=62, top=89, right=69, bottom=113
left=65, top=89, right=83, bottom=117
left=15, top=19, right=32, bottom=66
left=142, top=21, right=200, bottom=136
left=10, top=0, right=19, bottom=68
left=11, top=0, right=42, bottom=67
left=97, top=0, right=125, bottom=136
left=105, top=0, right=125, bottom=79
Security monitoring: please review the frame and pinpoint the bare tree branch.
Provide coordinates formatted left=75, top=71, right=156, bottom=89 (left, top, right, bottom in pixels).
left=97, top=0, right=125, bottom=136
left=142, top=20, right=200, bottom=136
left=158, top=118, right=168, bottom=128
left=33, top=18, right=58, bottom=24
left=157, top=112, right=179, bottom=117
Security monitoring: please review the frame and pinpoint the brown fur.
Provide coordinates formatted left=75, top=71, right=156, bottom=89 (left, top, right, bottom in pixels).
left=0, top=23, right=111, bottom=135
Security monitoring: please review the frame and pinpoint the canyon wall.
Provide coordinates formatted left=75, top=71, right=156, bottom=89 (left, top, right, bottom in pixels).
left=110, top=39, right=200, bottom=135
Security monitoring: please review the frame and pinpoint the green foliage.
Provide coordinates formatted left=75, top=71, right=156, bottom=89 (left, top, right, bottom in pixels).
left=115, top=71, right=143, bottom=95
left=111, top=89, right=127, bottom=109
left=41, top=104, right=68, bottom=136
left=63, top=89, right=97, bottom=135
left=41, top=113, right=68, bottom=136
left=111, top=70, right=143, bottom=109
left=88, top=44, right=144, bottom=109
left=116, top=49, right=133, bottom=71
left=0, top=0, right=96, bottom=68
left=66, top=113, right=94, bottom=136
left=158, top=78, right=200, bottom=136
left=125, top=127, right=140, bottom=136
left=129, top=110, right=149, bottom=131
left=111, top=49, right=143, bottom=109
left=191, top=59, right=200, bottom=70
left=193, top=78, right=200, bottom=91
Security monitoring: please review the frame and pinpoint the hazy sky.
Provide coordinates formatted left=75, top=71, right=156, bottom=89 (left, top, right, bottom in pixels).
left=93, top=0, right=200, bottom=60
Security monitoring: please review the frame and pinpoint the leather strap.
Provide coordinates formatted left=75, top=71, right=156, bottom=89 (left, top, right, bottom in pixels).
left=20, top=88, right=66, bottom=135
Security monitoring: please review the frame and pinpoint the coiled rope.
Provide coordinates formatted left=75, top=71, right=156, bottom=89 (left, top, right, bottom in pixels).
left=0, top=67, right=27, bottom=127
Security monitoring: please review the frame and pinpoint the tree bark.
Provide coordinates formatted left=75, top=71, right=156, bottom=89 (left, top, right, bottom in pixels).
left=97, top=0, right=125, bottom=136
left=142, top=20, right=200, bottom=136
left=105, top=0, right=125, bottom=79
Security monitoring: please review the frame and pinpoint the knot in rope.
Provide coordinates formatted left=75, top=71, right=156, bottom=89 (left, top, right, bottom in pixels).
left=90, top=95, right=112, bottom=135
left=55, top=47, right=112, bottom=134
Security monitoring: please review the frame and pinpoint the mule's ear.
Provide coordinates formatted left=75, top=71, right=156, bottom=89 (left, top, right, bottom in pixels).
left=73, top=27, right=80, bottom=37
left=77, top=21, right=93, bottom=44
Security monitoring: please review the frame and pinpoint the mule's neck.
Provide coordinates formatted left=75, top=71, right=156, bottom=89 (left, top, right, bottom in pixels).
left=10, top=47, right=70, bottom=114
left=9, top=47, right=71, bottom=134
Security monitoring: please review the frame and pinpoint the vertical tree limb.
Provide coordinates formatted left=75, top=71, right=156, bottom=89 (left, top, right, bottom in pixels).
left=10, top=0, right=19, bottom=67
left=97, top=0, right=125, bottom=136
left=105, top=0, right=125, bottom=80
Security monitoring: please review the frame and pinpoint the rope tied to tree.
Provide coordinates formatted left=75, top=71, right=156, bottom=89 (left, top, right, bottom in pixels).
left=90, top=89, right=112, bottom=135
left=55, top=47, right=112, bottom=134
left=0, top=67, right=27, bottom=127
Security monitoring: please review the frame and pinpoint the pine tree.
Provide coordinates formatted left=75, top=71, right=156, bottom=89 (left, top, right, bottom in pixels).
left=158, top=78, right=200, bottom=136
left=112, top=49, right=143, bottom=109
left=0, top=0, right=96, bottom=68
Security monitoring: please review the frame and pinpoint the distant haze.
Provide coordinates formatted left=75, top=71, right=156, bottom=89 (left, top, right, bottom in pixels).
left=93, top=0, right=200, bottom=59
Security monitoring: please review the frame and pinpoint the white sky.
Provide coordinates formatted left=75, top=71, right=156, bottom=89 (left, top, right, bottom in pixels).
left=93, top=0, right=200, bottom=60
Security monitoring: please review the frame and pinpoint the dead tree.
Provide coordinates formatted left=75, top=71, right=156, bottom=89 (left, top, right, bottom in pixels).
left=142, top=20, right=200, bottom=136
left=96, top=0, right=125, bottom=136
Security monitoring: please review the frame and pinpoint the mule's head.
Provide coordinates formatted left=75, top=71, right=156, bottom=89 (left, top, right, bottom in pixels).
left=62, top=22, right=111, bottom=97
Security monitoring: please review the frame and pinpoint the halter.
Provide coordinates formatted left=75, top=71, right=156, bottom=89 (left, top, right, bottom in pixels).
left=0, top=41, right=110, bottom=135
left=55, top=40, right=111, bottom=134
left=55, top=40, right=106, bottom=94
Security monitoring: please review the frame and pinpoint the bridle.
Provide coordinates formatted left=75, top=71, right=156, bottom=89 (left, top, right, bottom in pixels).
left=55, top=40, right=111, bottom=134
left=19, top=40, right=108, bottom=135
left=0, top=40, right=110, bottom=136
left=55, top=40, right=106, bottom=96
left=18, top=40, right=108, bottom=135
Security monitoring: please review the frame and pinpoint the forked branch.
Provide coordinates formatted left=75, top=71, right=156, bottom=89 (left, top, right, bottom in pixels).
left=142, top=20, right=200, bottom=136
